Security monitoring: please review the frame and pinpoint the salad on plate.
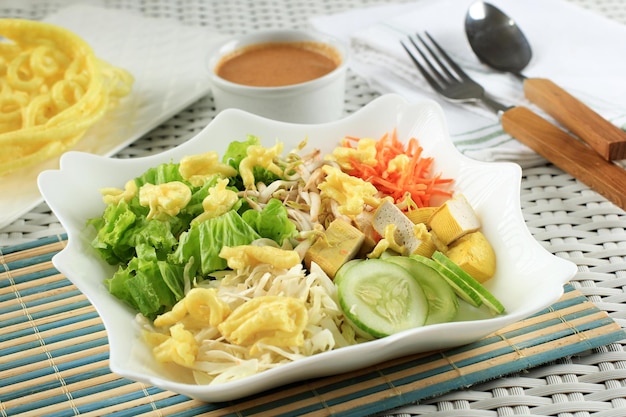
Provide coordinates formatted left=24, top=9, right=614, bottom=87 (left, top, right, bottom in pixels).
left=87, top=129, right=504, bottom=385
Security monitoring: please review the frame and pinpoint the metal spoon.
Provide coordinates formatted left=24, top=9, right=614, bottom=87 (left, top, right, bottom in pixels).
left=465, top=1, right=626, bottom=161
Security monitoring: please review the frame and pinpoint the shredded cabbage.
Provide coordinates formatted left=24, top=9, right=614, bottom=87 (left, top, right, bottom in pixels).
left=140, top=262, right=363, bottom=385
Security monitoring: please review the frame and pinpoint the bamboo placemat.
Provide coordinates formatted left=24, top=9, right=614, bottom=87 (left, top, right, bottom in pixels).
left=1, top=235, right=624, bottom=417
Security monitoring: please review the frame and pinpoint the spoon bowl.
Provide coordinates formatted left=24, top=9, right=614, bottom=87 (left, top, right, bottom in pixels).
left=465, top=2, right=531, bottom=75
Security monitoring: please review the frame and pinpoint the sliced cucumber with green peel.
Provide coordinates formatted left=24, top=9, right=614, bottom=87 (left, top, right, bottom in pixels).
left=336, top=258, right=429, bottom=338
left=333, top=258, right=363, bottom=286
left=385, top=256, right=459, bottom=325
left=431, top=251, right=505, bottom=315
left=378, top=249, right=401, bottom=260
left=410, top=254, right=483, bottom=308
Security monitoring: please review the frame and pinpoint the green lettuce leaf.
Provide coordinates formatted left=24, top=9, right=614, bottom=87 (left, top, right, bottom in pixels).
left=169, top=210, right=261, bottom=276
left=89, top=201, right=180, bottom=265
left=92, top=144, right=295, bottom=320
left=135, top=161, right=185, bottom=187
left=222, top=134, right=260, bottom=170
left=105, top=244, right=187, bottom=319
left=242, top=198, right=297, bottom=245
left=222, top=134, right=282, bottom=189
left=128, top=218, right=179, bottom=257
left=89, top=200, right=138, bottom=264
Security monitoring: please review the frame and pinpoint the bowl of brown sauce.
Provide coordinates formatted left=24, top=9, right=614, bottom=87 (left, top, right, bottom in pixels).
left=208, top=29, right=348, bottom=124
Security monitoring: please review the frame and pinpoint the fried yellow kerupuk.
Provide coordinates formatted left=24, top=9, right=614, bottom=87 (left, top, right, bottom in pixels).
left=0, top=18, right=134, bottom=175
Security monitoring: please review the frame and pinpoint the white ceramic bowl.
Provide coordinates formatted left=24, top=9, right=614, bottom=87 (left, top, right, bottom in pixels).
left=207, top=29, right=348, bottom=124
left=38, top=94, right=577, bottom=402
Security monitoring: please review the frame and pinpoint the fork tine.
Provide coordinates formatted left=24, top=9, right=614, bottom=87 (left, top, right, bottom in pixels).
left=401, top=31, right=510, bottom=113
left=423, top=32, right=471, bottom=81
left=400, top=39, right=442, bottom=92
left=402, top=32, right=466, bottom=93
left=409, top=33, right=457, bottom=85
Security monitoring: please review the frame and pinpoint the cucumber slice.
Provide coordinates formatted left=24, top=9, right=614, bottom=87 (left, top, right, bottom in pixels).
left=337, top=259, right=429, bottom=338
left=333, top=259, right=363, bottom=286
left=378, top=249, right=401, bottom=260
left=431, top=251, right=505, bottom=315
left=410, top=254, right=483, bottom=308
left=385, top=256, right=459, bottom=325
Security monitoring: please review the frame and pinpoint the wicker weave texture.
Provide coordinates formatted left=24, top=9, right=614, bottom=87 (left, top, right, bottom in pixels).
left=0, top=1, right=625, bottom=416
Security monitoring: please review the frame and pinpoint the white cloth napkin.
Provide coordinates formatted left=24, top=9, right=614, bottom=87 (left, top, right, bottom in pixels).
left=311, top=0, right=626, bottom=167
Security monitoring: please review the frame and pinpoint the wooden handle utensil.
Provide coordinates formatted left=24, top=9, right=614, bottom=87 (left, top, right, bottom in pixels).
left=524, top=78, right=626, bottom=161
left=502, top=105, right=626, bottom=210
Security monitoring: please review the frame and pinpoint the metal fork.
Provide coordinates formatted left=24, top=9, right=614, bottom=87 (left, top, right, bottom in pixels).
left=401, top=32, right=508, bottom=114
left=400, top=32, right=626, bottom=211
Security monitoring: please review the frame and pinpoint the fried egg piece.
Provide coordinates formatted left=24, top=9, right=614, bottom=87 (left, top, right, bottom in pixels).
left=239, top=142, right=284, bottom=190
left=318, top=165, right=381, bottom=217
left=326, top=137, right=377, bottom=171
left=192, top=178, right=239, bottom=224
left=139, top=181, right=191, bottom=220
left=219, top=245, right=301, bottom=270
left=179, top=151, right=237, bottom=187
left=218, top=295, right=307, bottom=355
left=100, top=179, right=138, bottom=205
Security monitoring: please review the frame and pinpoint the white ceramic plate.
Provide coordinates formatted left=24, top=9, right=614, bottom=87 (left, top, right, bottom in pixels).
left=0, top=5, right=226, bottom=229
left=38, top=94, right=577, bottom=402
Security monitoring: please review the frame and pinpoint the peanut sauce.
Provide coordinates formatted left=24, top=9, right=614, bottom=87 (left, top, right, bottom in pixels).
left=216, top=41, right=340, bottom=87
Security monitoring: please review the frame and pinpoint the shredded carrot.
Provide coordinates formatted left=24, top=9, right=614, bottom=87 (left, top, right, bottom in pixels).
left=340, top=129, right=453, bottom=208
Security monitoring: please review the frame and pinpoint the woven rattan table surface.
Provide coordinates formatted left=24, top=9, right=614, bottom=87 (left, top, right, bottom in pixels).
left=1, top=1, right=625, bottom=416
